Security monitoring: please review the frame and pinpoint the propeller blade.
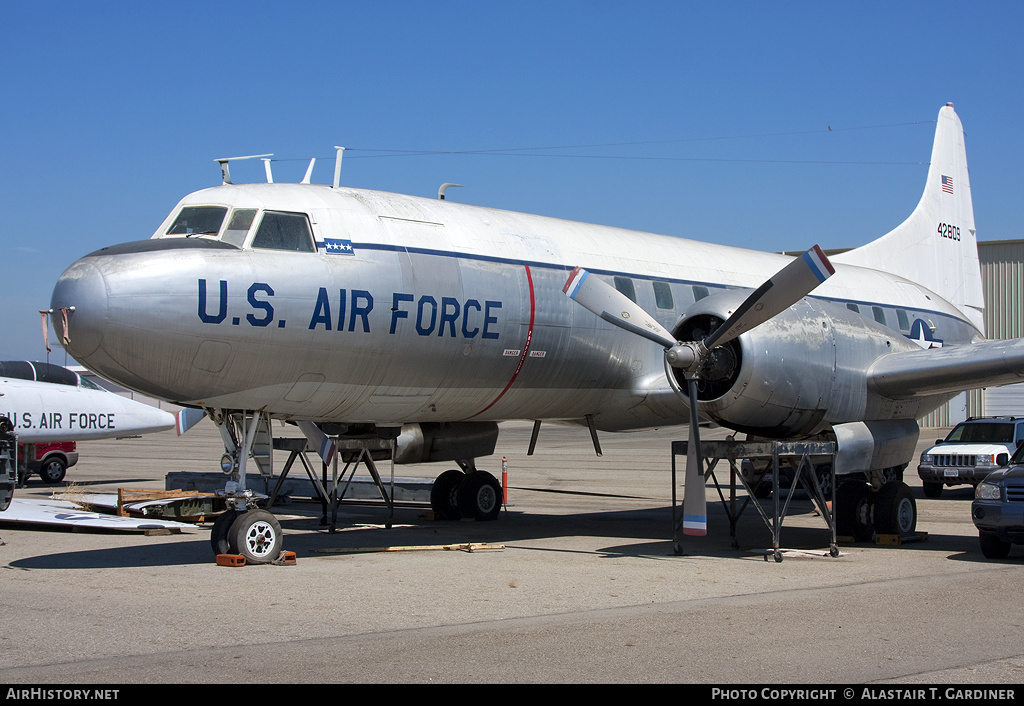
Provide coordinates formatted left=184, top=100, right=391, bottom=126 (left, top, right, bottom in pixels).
left=297, top=421, right=337, bottom=466
left=682, top=378, right=707, bottom=535
left=563, top=267, right=677, bottom=349
left=175, top=408, right=207, bottom=436
left=704, top=245, right=834, bottom=351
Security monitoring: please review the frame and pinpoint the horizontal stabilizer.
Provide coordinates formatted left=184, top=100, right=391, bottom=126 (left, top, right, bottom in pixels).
left=868, top=338, right=1024, bottom=398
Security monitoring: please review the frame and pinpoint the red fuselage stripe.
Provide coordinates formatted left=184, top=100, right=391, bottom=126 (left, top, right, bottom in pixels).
left=467, top=265, right=535, bottom=418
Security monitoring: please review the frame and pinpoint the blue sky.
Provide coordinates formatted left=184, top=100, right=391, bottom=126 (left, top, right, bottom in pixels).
left=3, top=2, right=1023, bottom=361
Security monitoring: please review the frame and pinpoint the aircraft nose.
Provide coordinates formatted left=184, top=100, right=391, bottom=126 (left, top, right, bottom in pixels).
left=50, top=256, right=108, bottom=360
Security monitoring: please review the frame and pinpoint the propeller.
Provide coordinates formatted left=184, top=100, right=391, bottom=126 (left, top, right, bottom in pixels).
left=297, top=420, right=338, bottom=466
left=564, top=245, right=834, bottom=536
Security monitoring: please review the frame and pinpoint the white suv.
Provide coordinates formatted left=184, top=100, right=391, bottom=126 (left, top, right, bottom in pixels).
left=918, top=417, right=1024, bottom=498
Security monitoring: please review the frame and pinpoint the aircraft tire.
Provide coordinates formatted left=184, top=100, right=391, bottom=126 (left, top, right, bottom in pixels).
left=882, top=465, right=906, bottom=484
left=0, top=469, right=12, bottom=513
left=431, top=469, right=465, bottom=521
left=874, top=481, right=916, bottom=536
left=37, top=457, right=67, bottom=485
left=210, top=509, right=239, bottom=555
left=836, top=481, right=873, bottom=542
left=456, top=471, right=502, bottom=522
left=230, top=509, right=283, bottom=564
left=979, top=531, right=1011, bottom=560
left=813, top=464, right=833, bottom=501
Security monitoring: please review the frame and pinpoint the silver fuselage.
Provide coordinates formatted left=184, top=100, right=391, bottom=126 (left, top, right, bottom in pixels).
left=50, top=183, right=977, bottom=436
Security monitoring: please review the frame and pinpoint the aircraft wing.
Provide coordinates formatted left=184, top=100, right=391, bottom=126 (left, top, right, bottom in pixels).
left=868, top=338, right=1024, bottom=398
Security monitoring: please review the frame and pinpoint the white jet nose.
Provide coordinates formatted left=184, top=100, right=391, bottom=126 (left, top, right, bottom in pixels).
left=50, top=257, right=109, bottom=361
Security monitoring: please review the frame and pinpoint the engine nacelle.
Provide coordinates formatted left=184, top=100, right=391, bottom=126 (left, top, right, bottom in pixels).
left=671, top=292, right=921, bottom=438
left=393, top=422, right=499, bottom=464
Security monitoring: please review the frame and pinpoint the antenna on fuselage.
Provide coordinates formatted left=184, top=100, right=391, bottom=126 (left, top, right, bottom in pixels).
left=333, top=147, right=345, bottom=188
left=301, top=158, right=316, bottom=184
left=214, top=154, right=273, bottom=185
left=262, top=158, right=274, bottom=183
left=438, top=183, right=464, bottom=200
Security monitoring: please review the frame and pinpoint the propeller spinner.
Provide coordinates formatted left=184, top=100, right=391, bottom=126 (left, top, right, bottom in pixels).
left=564, top=245, right=834, bottom=536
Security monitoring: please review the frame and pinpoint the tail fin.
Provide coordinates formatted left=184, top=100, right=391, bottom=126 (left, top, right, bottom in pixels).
left=832, top=103, right=984, bottom=333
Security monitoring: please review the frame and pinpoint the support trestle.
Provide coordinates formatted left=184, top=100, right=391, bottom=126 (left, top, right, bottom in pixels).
left=270, top=434, right=397, bottom=531
left=672, top=438, right=838, bottom=562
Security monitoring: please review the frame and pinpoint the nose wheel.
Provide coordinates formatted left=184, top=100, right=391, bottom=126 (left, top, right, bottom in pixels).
left=210, top=508, right=283, bottom=564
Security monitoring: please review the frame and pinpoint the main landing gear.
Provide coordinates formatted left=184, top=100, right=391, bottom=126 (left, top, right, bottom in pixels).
left=835, top=473, right=916, bottom=542
left=430, top=464, right=503, bottom=522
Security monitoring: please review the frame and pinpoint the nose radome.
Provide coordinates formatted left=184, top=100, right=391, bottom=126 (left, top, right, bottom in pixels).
left=50, top=257, right=108, bottom=360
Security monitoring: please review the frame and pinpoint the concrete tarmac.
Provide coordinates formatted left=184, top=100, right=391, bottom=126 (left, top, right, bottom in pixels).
left=1, top=420, right=1023, bottom=684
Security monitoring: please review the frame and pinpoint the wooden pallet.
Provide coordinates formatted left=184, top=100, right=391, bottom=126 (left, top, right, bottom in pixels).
left=117, top=488, right=218, bottom=521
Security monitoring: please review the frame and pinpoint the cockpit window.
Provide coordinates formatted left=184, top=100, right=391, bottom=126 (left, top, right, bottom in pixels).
left=251, top=211, right=315, bottom=252
left=166, top=206, right=228, bottom=237
left=79, top=377, right=103, bottom=391
left=222, top=209, right=258, bottom=247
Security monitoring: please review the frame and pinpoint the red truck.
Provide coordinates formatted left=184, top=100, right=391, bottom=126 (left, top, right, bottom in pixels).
left=17, top=441, right=78, bottom=484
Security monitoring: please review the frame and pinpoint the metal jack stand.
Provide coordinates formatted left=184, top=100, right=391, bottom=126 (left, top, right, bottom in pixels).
left=672, top=438, right=838, bottom=562
left=269, top=435, right=397, bottom=531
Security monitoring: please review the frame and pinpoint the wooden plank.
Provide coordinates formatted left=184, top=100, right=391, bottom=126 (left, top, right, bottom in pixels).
left=314, top=542, right=505, bottom=555
left=875, top=531, right=928, bottom=546
left=117, top=488, right=215, bottom=517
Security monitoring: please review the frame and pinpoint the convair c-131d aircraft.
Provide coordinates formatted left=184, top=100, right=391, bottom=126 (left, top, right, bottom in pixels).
left=50, top=103, right=1024, bottom=562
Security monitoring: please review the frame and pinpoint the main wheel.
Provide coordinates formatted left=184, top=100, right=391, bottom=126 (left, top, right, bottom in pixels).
left=813, top=464, right=834, bottom=501
left=882, top=465, right=906, bottom=484
left=229, top=509, right=283, bottom=564
left=456, top=471, right=502, bottom=521
left=37, top=457, right=67, bottom=484
left=979, top=531, right=1011, bottom=559
left=210, top=509, right=239, bottom=555
left=874, top=481, right=916, bottom=536
left=836, top=481, right=873, bottom=542
left=431, top=469, right=465, bottom=520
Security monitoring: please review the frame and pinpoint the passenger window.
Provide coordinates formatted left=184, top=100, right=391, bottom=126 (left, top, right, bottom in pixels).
left=614, top=276, right=637, bottom=303
left=222, top=209, right=257, bottom=247
left=653, top=281, right=674, bottom=310
left=872, top=306, right=886, bottom=325
left=692, top=285, right=710, bottom=302
left=251, top=211, right=315, bottom=252
left=846, top=303, right=860, bottom=314
left=166, top=206, right=228, bottom=237
left=896, top=309, right=910, bottom=331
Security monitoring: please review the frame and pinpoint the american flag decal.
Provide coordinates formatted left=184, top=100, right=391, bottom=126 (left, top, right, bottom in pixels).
left=941, top=175, right=954, bottom=195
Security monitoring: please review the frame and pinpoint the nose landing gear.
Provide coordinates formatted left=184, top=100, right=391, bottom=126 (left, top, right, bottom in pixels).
left=211, top=508, right=284, bottom=563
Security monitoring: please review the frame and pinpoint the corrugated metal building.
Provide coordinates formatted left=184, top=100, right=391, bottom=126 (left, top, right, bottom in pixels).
left=918, top=239, right=1024, bottom=428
